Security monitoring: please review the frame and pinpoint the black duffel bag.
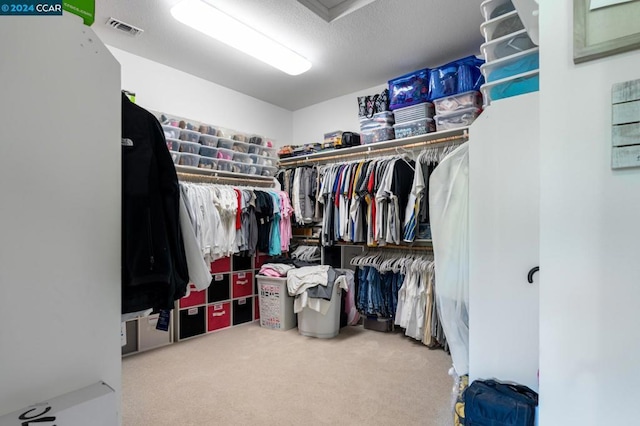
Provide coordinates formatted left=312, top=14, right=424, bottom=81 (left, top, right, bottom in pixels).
left=464, top=379, right=538, bottom=426
left=336, top=131, right=361, bottom=148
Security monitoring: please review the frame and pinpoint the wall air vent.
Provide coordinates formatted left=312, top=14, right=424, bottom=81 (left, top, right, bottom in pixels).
left=106, top=17, right=144, bottom=37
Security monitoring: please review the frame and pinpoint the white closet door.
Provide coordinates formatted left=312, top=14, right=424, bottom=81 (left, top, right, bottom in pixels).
left=0, top=15, right=121, bottom=417
left=469, top=92, right=540, bottom=391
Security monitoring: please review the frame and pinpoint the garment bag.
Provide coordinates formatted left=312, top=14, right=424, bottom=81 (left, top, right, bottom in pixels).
left=429, top=142, right=469, bottom=376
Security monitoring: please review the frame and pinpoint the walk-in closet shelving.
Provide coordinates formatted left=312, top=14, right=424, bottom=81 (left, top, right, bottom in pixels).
left=175, top=165, right=275, bottom=186
left=123, top=169, right=277, bottom=356
left=278, top=127, right=469, bottom=166
left=172, top=170, right=276, bottom=342
left=175, top=253, right=270, bottom=342
left=281, top=130, right=461, bottom=269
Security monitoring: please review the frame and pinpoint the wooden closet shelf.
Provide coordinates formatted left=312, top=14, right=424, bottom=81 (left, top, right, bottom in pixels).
left=278, top=128, right=469, bottom=167
left=176, top=166, right=275, bottom=187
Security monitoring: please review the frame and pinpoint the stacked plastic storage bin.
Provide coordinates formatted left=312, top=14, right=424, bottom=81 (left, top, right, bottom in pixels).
left=392, top=101, right=436, bottom=138
left=358, top=89, right=395, bottom=144
left=160, top=115, right=278, bottom=177
left=433, top=91, right=484, bottom=131
left=163, top=124, right=182, bottom=165
left=479, top=0, right=540, bottom=106
left=213, top=132, right=278, bottom=177
left=428, top=56, right=485, bottom=131
left=162, top=124, right=203, bottom=167
left=387, top=69, right=434, bottom=139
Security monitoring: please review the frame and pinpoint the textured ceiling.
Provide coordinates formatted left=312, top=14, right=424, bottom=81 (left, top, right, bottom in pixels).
left=93, top=0, right=485, bottom=111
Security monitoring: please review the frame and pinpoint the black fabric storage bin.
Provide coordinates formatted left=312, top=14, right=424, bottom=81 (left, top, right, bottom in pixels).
left=179, top=307, right=206, bottom=340
left=323, top=246, right=342, bottom=268
left=233, top=297, right=253, bottom=325
left=208, top=274, right=230, bottom=303
left=233, top=254, right=252, bottom=271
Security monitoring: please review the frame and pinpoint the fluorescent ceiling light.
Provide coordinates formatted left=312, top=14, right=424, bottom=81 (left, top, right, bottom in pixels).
left=171, top=0, right=312, bottom=76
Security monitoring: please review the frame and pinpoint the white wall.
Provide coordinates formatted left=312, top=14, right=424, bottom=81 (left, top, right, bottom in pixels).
left=108, top=46, right=293, bottom=147
left=0, top=16, right=121, bottom=420
left=110, top=45, right=386, bottom=148
left=539, top=2, right=640, bottom=425
left=292, top=84, right=386, bottom=144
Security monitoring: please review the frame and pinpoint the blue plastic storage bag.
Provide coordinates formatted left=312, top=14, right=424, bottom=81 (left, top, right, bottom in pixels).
left=388, top=68, right=430, bottom=110
left=428, top=56, right=485, bottom=101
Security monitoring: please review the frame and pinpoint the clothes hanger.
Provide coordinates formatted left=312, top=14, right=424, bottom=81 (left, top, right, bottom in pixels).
left=392, top=148, right=415, bottom=172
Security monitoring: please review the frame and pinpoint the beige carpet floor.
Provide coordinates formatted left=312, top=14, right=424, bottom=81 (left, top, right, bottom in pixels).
left=122, top=323, right=453, bottom=426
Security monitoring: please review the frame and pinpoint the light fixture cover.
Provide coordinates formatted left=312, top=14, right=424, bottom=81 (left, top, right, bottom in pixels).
left=171, top=0, right=312, bottom=76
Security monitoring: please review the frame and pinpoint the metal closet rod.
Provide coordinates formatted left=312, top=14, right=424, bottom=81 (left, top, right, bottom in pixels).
left=336, top=242, right=433, bottom=252
left=177, top=172, right=274, bottom=187
left=292, top=238, right=321, bottom=245
left=280, top=134, right=467, bottom=166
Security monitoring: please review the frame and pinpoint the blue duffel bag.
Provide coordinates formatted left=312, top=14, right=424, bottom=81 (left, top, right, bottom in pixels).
left=464, top=379, right=538, bottom=426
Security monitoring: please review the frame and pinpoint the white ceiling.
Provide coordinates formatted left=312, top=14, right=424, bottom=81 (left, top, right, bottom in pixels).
left=93, top=0, right=486, bottom=111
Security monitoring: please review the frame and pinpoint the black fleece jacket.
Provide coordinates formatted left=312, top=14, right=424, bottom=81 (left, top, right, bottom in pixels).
left=121, top=93, right=189, bottom=313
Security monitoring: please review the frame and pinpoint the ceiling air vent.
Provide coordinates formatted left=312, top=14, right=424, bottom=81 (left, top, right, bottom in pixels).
left=297, top=0, right=377, bottom=22
left=106, top=17, right=144, bottom=37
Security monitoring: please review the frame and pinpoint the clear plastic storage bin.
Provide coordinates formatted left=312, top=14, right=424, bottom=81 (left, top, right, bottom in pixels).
left=198, top=124, right=218, bottom=136
left=231, top=161, right=246, bottom=174
left=260, top=146, right=277, bottom=158
left=249, top=135, right=264, bottom=146
left=217, top=138, right=235, bottom=150
left=170, top=152, right=180, bottom=164
left=435, top=107, right=482, bottom=131
left=232, top=133, right=247, bottom=142
left=163, top=118, right=181, bottom=127
left=216, top=148, right=234, bottom=160
left=261, top=166, right=278, bottom=177
left=199, top=146, right=218, bottom=158
left=250, top=154, right=263, bottom=165
left=246, top=164, right=263, bottom=175
left=263, top=156, right=278, bottom=168
left=198, top=157, right=217, bottom=170
left=481, top=70, right=539, bottom=103
left=433, top=91, right=483, bottom=115
left=481, top=29, right=536, bottom=62
left=362, top=126, right=395, bottom=144
left=393, top=117, right=436, bottom=139
left=199, top=134, right=219, bottom=147
left=250, top=154, right=277, bottom=167
left=359, top=111, right=395, bottom=132
left=166, top=138, right=180, bottom=152
left=178, top=153, right=200, bottom=167
left=480, top=10, right=524, bottom=41
left=233, top=152, right=251, bottom=164
left=232, top=141, right=251, bottom=153
left=179, top=141, right=201, bottom=154
left=482, top=49, right=539, bottom=83
left=216, top=159, right=233, bottom=172
left=481, top=0, right=515, bottom=21
left=392, top=102, right=435, bottom=123
left=162, top=125, right=182, bottom=139
left=180, top=129, right=201, bottom=143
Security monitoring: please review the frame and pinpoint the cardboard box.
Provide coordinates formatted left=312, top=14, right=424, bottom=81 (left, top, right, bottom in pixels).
left=0, top=382, right=117, bottom=426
